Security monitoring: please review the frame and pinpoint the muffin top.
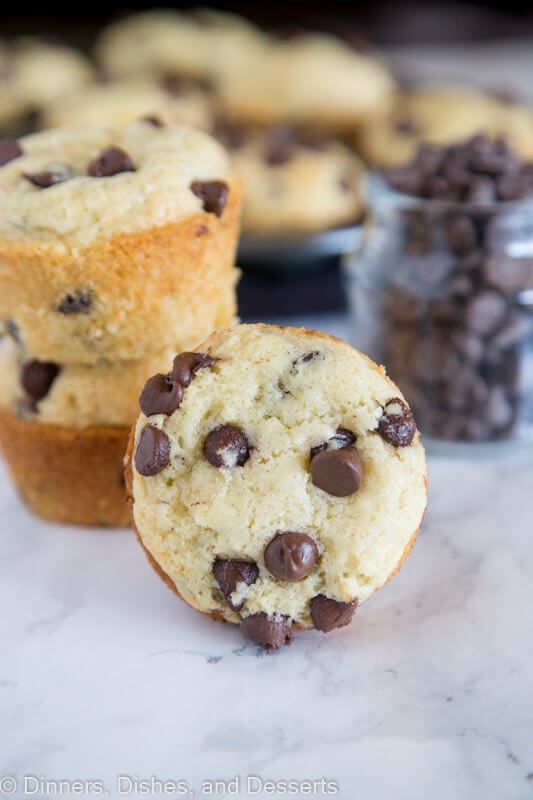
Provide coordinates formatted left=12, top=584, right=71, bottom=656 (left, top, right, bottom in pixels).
left=215, top=32, right=395, bottom=128
left=0, top=120, right=234, bottom=246
left=95, top=9, right=264, bottom=82
left=0, top=38, right=94, bottom=130
left=216, top=124, right=365, bottom=234
left=42, top=78, right=211, bottom=132
left=130, top=324, right=427, bottom=633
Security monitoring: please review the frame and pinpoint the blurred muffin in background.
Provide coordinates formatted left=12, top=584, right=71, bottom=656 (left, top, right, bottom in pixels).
left=357, top=85, right=533, bottom=168
left=94, top=8, right=265, bottom=87
left=213, top=121, right=366, bottom=235
left=42, top=77, right=211, bottom=131
left=0, top=38, right=94, bottom=135
left=214, top=32, right=395, bottom=133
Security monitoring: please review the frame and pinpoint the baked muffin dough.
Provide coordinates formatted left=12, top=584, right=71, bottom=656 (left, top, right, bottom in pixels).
left=0, top=286, right=236, bottom=428
left=357, top=85, right=533, bottom=167
left=95, top=9, right=264, bottom=83
left=43, top=78, right=211, bottom=132
left=0, top=38, right=94, bottom=134
left=128, top=324, right=427, bottom=650
left=223, top=126, right=365, bottom=235
left=215, top=32, right=395, bottom=131
left=0, top=120, right=242, bottom=364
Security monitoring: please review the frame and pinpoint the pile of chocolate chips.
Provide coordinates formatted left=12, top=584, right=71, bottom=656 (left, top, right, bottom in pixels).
left=377, top=138, right=533, bottom=442
left=385, top=135, right=533, bottom=203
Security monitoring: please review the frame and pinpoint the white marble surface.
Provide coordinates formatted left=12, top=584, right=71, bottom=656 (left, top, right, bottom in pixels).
left=1, top=314, right=533, bottom=800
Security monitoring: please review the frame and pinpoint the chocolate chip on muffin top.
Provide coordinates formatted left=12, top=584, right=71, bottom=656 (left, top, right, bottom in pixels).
left=139, top=352, right=214, bottom=417
left=20, top=359, right=60, bottom=406
left=88, top=146, right=136, bottom=177
left=0, top=138, right=23, bottom=167
left=129, top=326, right=427, bottom=652
left=190, top=180, right=229, bottom=216
left=24, top=164, right=74, bottom=188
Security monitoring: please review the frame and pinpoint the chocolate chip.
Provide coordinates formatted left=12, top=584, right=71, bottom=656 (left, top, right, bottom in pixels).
left=56, top=290, right=92, bottom=314
left=331, top=428, right=357, bottom=448
left=141, top=115, right=164, bottom=127
left=486, top=386, right=514, bottom=430
left=160, top=73, right=192, bottom=96
left=264, top=532, right=318, bottom=582
left=298, top=350, right=320, bottom=363
left=263, top=126, right=295, bottom=166
left=310, top=595, right=358, bottom=632
left=385, top=135, right=533, bottom=203
left=298, top=129, right=331, bottom=151
left=491, top=312, right=532, bottom=350
left=415, top=335, right=461, bottom=381
left=240, top=613, right=293, bottom=652
left=134, top=425, right=171, bottom=477
left=139, top=373, right=182, bottom=417
left=211, top=117, right=248, bottom=151
left=190, top=180, right=228, bottom=217
left=213, top=559, right=259, bottom=611
left=484, top=257, right=533, bottom=294
left=291, top=351, right=322, bottom=373
left=465, top=290, right=508, bottom=336
left=389, top=291, right=424, bottom=324
left=23, top=164, right=73, bottom=188
left=171, top=352, right=214, bottom=386
left=467, top=176, right=496, bottom=204
left=20, top=360, right=60, bottom=403
left=394, top=117, right=422, bottom=136
left=88, top=147, right=136, bottom=177
left=139, top=352, right=213, bottom=418
left=196, top=223, right=209, bottom=237
left=204, top=425, right=250, bottom=468
left=445, top=215, right=477, bottom=254
left=310, top=427, right=357, bottom=458
left=310, top=446, right=363, bottom=497
left=443, top=368, right=489, bottom=411
left=0, top=138, right=23, bottom=167
left=378, top=398, right=417, bottom=447
left=452, top=331, right=484, bottom=364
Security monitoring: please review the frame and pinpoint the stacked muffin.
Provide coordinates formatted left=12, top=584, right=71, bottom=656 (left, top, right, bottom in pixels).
left=0, top=120, right=242, bottom=525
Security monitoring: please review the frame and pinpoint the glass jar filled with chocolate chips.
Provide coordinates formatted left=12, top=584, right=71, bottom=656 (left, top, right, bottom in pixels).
left=347, top=136, right=533, bottom=447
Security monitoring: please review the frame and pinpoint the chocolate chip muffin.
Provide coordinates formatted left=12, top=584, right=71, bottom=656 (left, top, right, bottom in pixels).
left=126, top=324, right=427, bottom=651
left=215, top=124, right=365, bottom=235
left=42, top=78, right=211, bottom=132
left=357, top=85, right=533, bottom=168
left=94, top=9, right=264, bottom=85
left=0, top=38, right=94, bottom=136
left=0, top=121, right=241, bottom=525
left=0, top=120, right=242, bottom=364
left=214, top=32, right=395, bottom=132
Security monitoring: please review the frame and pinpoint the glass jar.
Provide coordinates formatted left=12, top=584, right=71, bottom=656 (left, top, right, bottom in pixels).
left=345, top=181, right=533, bottom=447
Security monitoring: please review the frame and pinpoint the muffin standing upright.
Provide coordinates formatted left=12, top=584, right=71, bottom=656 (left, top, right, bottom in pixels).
left=0, top=120, right=242, bottom=525
left=126, top=324, right=427, bottom=651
